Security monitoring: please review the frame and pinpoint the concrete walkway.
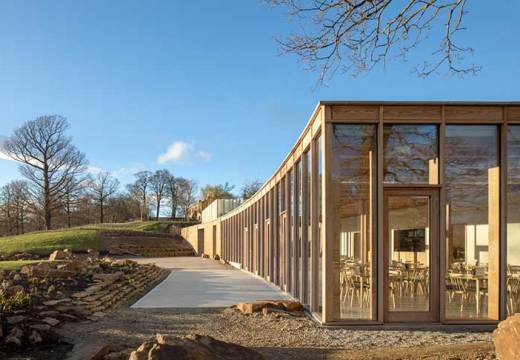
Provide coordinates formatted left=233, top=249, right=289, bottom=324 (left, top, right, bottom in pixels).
left=131, top=257, right=290, bottom=308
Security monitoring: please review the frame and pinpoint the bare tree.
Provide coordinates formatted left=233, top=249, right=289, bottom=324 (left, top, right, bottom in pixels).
left=178, top=179, right=198, bottom=220
left=132, top=171, right=152, bottom=220
left=149, top=170, right=170, bottom=220
left=241, top=179, right=262, bottom=200
left=165, top=174, right=181, bottom=220
left=267, top=0, right=478, bottom=82
left=199, top=182, right=235, bottom=211
left=88, top=172, right=120, bottom=223
left=0, top=180, right=30, bottom=235
left=3, top=115, right=87, bottom=230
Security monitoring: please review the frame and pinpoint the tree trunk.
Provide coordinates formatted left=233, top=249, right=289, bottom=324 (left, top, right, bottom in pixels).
left=171, top=200, right=176, bottom=220
left=100, top=199, right=104, bottom=223
left=141, top=193, right=146, bottom=221
left=43, top=163, right=52, bottom=230
left=156, top=200, right=160, bottom=221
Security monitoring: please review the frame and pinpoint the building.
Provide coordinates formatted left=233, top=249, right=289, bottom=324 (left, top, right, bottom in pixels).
left=181, top=101, right=520, bottom=326
left=201, top=199, right=242, bottom=223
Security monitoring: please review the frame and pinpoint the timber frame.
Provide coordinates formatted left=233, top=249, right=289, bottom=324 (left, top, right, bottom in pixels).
left=181, top=101, right=520, bottom=326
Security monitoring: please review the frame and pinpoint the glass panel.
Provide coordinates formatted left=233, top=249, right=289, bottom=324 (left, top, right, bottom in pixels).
left=296, top=159, right=303, bottom=301
left=289, top=169, right=294, bottom=295
left=388, top=196, right=430, bottom=312
left=316, top=134, right=323, bottom=314
left=383, top=125, right=438, bottom=184
left=331, top=124, right=376, bottom=320
left=445, top=125, right=499, bottom=320
left=305, top=150, right=312, bottom=305
left=508, top=126, right=520, bottom=315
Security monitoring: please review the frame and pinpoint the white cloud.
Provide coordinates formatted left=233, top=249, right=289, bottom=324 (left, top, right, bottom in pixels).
left=157, top=141, right=212, bottom=164
left=197, top=150, right=212, bottom=162
left=157, top=141, right=192, bottom=164
left=86, top=165, right=104, bottom=175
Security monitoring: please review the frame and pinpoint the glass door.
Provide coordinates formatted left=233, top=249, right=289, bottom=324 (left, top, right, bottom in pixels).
left=384, top=188, right=439, bottom=322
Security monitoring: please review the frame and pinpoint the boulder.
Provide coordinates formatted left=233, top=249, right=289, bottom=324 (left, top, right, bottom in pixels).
left=493, top=313, right=520, bottom=360
left=21, top=263, right=51, bottom=277
left=49, top=249, right=72, bottom=261
left=130, top=334, right=264, bottom=360
left=234, top=300, right=304, bottom=315
left=57, top=260, right=86, bottom=273
left=111, top=259, right=137, bottom=267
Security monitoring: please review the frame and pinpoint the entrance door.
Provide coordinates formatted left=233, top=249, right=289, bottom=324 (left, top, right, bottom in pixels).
left=384, top=188, right=439, bottom=322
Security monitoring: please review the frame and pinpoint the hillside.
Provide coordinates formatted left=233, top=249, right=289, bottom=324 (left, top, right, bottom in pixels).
left=0, top=221, right=194, bottom=256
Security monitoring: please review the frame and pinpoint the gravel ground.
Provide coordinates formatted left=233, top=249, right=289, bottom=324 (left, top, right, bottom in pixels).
left=59, top=307, right=494, bottom=360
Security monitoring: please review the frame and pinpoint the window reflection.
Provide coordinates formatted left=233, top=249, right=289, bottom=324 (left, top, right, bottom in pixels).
left=383, top=125, right=438, bottom=184
left=331, top=124, right=376, bottom=320
left=445, top=125, right=499, bottom=320
left=508, top=126, right=520, bottom=315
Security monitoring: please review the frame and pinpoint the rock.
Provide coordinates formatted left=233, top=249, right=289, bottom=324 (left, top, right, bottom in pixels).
left=29, top=324, right=51, bottom=331
left=42, top=317, right=60, bottom=326
left=90, top=343, right=128, bottom=360
left=28, top=330, right=43, bottom=344
left=4, top=326, right=24, bottom=347
left=234, top=300, right=303, bottom=314
left=7, top=315, right=26, bottom=325
left=92, top=272, right=123, bottom=283
left=57, top=260, right=86, bottom=272
left=111, top=259, right=137, bottom=267
left=87, top=249, right=100, bottom=259
left=493, top=313, right=520, bottom=360
left=42, top=299, right=60, bottom=306
left=130, top=334, right=264, bottom=360
left=21, top=263, right=51, bottom=277
left=49, top=249, right=72, bottom=261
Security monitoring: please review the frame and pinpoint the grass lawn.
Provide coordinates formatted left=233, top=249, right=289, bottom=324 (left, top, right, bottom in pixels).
left=0, top=259, right=47, bottom=270
left=0, top=221, right=175, bottom=256
left=0, top=228, right=100, bottom=256
left=79, top=220, right=173, bottom=233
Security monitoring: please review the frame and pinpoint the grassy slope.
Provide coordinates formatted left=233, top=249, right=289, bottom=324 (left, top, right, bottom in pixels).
left=0, top=259, right=48, bottom=270
left=0, top=221, right=173, bottom=256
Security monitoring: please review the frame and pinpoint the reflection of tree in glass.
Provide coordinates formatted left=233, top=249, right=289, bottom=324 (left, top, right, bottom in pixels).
left=445, top=126, right=498, bottom=225
left=383, top=125, right=438, bottom=184
left=331, top=125, right=376, bottom=219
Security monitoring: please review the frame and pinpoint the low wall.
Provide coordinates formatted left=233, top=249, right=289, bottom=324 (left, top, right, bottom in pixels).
left=180, top=219, right=221, bottom=259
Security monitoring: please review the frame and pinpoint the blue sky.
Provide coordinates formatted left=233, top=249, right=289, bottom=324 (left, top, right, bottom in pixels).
left=0, top=0, right=519, bottom=194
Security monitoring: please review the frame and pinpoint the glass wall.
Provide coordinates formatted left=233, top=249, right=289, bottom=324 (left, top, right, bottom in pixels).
left=508, top=126, right=520, bottom=315
left=383, top=125, right=438, bottom=184
left=445, top=125, right=499, bottom=320
left=331, top=124, right=377, bottom=320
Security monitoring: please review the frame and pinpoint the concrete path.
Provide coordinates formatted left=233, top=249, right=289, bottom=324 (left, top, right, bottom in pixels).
left=131, top=257, right=290, bottom=308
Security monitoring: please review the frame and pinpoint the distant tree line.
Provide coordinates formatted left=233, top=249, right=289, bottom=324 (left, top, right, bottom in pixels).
left=0, top=115, right=263, bottom=237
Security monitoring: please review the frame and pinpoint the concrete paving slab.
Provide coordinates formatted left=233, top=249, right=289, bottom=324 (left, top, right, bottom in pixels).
left=131, top=257, right=290, bottom=308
